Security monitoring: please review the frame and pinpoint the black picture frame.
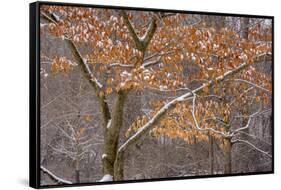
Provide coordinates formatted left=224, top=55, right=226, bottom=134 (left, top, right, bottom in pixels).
left=30, top=1, right=274, bottom=189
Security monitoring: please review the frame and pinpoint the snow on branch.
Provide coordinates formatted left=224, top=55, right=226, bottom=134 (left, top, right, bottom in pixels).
left=41, top=11, right=111, bottom=127
left=227, top=79, right=272, bottom=93
left=116, top=52, right=269, bottom=156
left=65, top=38, right=103, bottom=90
left=107, top=51, right=168, bottom=69
left=40, top=166, right=72, bottom=184
left=108, top=63, right=134, bottom=69
left=121, top=10, right=143, bottom=51
left=41, top=11, right=103, bottom=91
left=121, top=10, right=157, bottom=53
left=106, top=119, right=112, bottom=129
left=191, top=95, right=230, bottom=137
left=145, top=86, right=192, bottom=93
left=231, top=139, right=272, bottom=158
left=232, top=110, right=263, bottom=133
left=142, top=56, right=161, bottom=67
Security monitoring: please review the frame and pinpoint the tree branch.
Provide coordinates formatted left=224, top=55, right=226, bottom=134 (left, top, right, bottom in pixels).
left=232, top=110, right=262, bottom=133
left=121, top=10, right=157, bottom=54
left=141, top=19, right=157, bottom=51
left=142, top=56, right=161, bottom=67
left=191, top=95, right=230, bottom=138
left=107, top=51, right=174, bottom=69
left=40, top=166, right=72, bottom=184
left=41, top=11, right=111, bottom=127
left=227, top=79, right=272, bottom=93
left=41, top=11, right=103, bottom=91
left=120, top=10, right=143, bottom=51
left=231, top=139, right=272, bottom=158
left=115, top=52, right=269, bottom=160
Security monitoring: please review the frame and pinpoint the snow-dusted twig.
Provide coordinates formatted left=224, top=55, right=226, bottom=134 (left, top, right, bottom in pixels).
left=229, top=86, right=254, bottom=106
left=107, top=51, right=170, bottom=69
left=107, top=63, right=134, bottom=68
left=233, top=108, right=271, bottom=119
left=40, top=166, right=72, bottom=184
left=145, top=86, right=192, bottom=93
left=231, top=139, right=272, bottom=158
left=191, top=95, right=230, bottom=138
left=41, top=92, right=64, bottom=109
left=232, top=110, right=262, bottom=133
left=54, top=124, right=74, bottom=141
left=236, top=131, right=272, bottom=146
left=142, top=56, right=161, bottom=67
left=227, top=79, right=271, bottom=93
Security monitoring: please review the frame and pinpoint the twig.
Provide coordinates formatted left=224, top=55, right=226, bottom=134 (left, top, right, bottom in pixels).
left=231, top=139, right=272, bottom=158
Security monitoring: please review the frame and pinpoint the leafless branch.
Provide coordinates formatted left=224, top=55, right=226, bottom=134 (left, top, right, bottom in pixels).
left=41, top=166, right=73, bottom=184
left=232, top=110, right=262, bottom=133
left=231, top=139, right=272, bottom=158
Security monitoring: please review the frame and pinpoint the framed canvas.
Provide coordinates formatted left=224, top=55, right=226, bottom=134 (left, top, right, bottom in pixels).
left=29, top=1, right=274, bottom=188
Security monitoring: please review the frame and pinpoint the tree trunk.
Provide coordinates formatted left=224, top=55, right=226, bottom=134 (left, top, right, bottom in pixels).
left=208, top=133, right=214, bottom=175
left=74, top=157, right=80, bottom=183
left=113, top=149, right=125, bottom=181
left=241, top=18, right=250, bottom=40
left=75, top=170, right=80, bottom=183
left=102, top=91, right=127, bottom=178
left=223, top=137, right=232, bottom=174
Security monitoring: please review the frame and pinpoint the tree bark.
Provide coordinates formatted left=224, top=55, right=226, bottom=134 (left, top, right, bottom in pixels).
left=113, top=149, right=125, bottom=181
left=241, top=18, right=250, bottom=40
left=208, top=133, right=214, bottom=175
left=102, top=91, right=127, bottom=178
left=74, top=169, right=80, bottom=183
left=223, top=137, right=232, bottom=174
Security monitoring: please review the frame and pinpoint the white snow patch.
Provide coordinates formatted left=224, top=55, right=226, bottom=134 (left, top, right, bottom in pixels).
left=99, top=174, right=113, bottom=182
left=159, top=85, right=168, bottom=91
left=102, top=154, right=107, bottom=159
left=106, top=119, right=112, bottom=129
left=143, top=69, right=150, bottom=74
left=120, top=71, right=132, bottom=78
left=213, top=44, right=219, bottom=49
left=176, top=96, right=185, bottom=101
left=125, top=44, right=129, bottom=50
left=40, top=23, right=48, bottom=28
left=239, top=53, right=248, bottom=61
left=97, top=41, right=103, bottom=48
left=93, top=78, right=103, bottom=88
left=88, top=24, right=95, bottom=30
left=180, top=54, right=184, bottom=60
left=110, top=15, right=118, bottom=22
left=195, top=30, right=201, bottom=36
left=140, top=65, right=145, bottom=70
